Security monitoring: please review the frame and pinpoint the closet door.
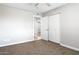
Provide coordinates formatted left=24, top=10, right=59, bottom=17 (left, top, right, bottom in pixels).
left=49, top=14, right=60, bottom=43
left=41, top=17, right=48, bottom=40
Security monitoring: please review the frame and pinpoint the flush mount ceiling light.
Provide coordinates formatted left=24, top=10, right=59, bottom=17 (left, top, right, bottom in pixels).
left=34, top=3, right=51, bottom=7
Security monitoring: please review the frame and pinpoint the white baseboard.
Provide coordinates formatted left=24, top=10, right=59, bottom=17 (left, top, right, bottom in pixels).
left=0, top=39, right=34, bottom=47
left=60, top=43, right=79, bottom=52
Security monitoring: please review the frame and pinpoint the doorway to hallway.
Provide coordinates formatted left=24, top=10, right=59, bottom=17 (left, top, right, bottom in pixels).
left=33, top=15, right=41, bottom=40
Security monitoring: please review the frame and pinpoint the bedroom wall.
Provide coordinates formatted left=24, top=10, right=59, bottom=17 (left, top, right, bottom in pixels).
left=0, top=5, right=34, bottom=47
left=43, top=3, right=79, bottom=50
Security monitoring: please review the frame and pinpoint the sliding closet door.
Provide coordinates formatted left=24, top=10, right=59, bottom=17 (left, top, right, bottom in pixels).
left=49, top=14, right=60, bottom=43
left=41, top=17, right=48, bottom=40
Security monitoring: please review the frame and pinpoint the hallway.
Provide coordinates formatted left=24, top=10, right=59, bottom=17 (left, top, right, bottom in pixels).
left=0, top=40, right=79, bottom=55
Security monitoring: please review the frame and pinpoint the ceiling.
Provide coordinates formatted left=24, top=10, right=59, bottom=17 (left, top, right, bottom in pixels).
left=0, top=3, right=66, bottom=13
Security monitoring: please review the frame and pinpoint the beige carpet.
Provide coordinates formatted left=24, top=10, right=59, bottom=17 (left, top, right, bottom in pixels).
left=0, top=40, right=79, bottom=55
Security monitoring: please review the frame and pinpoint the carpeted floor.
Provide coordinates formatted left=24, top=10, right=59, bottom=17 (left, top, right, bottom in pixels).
left=0, top=40, right=79, bottom=55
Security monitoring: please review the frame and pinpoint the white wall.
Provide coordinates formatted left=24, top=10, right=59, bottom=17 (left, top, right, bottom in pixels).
left=0, top=5, right=34, bottom=47
left=43, top=3, right=79, bottom=50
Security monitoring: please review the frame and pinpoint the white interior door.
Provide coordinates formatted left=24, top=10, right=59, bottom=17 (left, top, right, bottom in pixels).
left=49, top=14, right=60, bottom=43
left=41, top=17, right=48, bottom=40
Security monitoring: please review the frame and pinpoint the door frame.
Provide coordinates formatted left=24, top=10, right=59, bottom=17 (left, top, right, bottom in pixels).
left=33, top=15, right=41, bottom=40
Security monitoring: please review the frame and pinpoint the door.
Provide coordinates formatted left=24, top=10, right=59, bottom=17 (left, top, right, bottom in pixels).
left=49, top=14, right=60, bottom=43
left=41, top=17, right=48, bottom=41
